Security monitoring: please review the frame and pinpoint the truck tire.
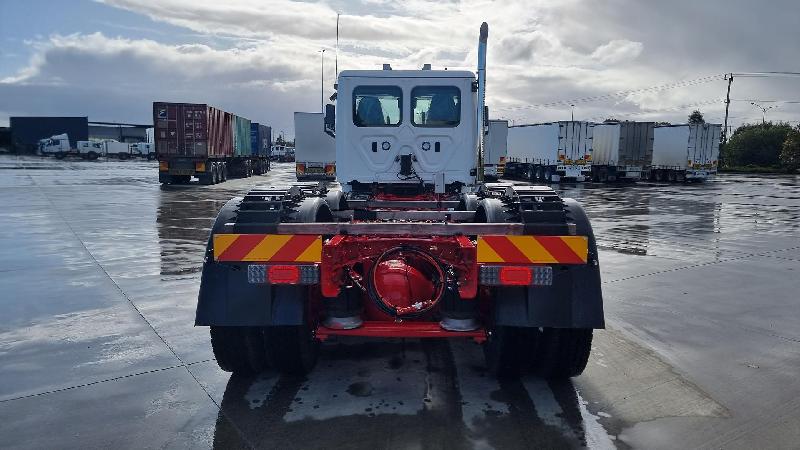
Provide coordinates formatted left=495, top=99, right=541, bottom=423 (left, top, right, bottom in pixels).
left=532, top=328, right=593, bottom=379
left=55, top=152, right=65, bottom=160
left=526, top=167, right=535, bottom=181
left=544, top=167, right=554, bottom=183
left=264, top=322, right=319, bottom=375
left=484, top=326, right=531, bottom=378
left=87, top=151, right=98, bottom=160
left=147, top=153, right=155, bottom=161
left=210, top=326, right=269, bottom=374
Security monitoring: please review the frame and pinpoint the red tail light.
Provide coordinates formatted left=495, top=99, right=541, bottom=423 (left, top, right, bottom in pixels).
left=296, top=163, right=305, bottom=174
left=268, top=265, right=300, bottom=284
left=325, top=164, right=335, bottom=174
left=499, top=267, right=533, bottom=285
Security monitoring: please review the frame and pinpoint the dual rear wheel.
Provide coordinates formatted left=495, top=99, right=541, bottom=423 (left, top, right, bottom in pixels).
left=484, top=325, right=593, bottom=379
left=210, top=322, right=319, bottom=375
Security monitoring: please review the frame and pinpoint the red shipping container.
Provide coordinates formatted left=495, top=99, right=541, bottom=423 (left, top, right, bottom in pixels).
left=153, top=102, right=233, bottom=158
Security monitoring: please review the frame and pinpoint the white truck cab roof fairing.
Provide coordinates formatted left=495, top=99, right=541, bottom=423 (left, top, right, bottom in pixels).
left=336, top=70, right=477, bottom=190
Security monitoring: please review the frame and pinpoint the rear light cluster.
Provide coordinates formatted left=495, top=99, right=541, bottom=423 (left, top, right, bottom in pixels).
left=195, top=161, right=206, bottom=172
left=325, top=164, right=336, bottom=175
left=479, top=265, right=553, bottom=286
left=159, top=161, right=169, bottom=171
left=247, top=264, right=319, bottom=284
left=296, top=163, right=305, bottom=174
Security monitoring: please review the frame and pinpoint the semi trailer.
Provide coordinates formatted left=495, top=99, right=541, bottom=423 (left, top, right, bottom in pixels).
left=294, top=112, right=336, bottom=180
left=154, top=102, right=264, bottom=184
left=505, top=121, right=594, bottom=182
left=196, top=23, right=603, bottom=379
left=591, top=121, right=654, bottom=182
left=651, top=123, right=720, bottom=181
left=483, top=119, right=508, bottom=180
left=250, top=123, right=272, bottom=175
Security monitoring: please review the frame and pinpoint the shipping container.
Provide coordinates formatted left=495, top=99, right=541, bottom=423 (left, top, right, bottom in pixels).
left=591, top=122, right=654, bottom=181
left=294, top=112, right=336, bottom=180
left=506, top=121, right=593, bottom=182
left=153, top=102, right=256, bottom=185
left=483, top=119, right=508, bottom=180
left=10, top=116, right=88, bottom=153
left=651, top=124, right=720, bottom=181
left=248, top=123, right=272, bottom=175
left=232, top=115, right=251, bottom=157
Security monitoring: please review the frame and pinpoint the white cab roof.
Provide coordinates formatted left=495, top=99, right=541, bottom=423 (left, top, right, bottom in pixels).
left=338, top=69, right=475, bottom=79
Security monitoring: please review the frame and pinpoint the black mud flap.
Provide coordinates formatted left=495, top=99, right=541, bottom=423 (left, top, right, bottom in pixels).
left=493, top=198, right=604, bottom=329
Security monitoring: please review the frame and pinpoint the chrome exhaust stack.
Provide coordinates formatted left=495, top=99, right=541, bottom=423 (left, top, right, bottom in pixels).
left=476, top=22, right=488, bottom=184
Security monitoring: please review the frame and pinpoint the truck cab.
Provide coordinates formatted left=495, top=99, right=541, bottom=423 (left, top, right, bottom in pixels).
left=335, top=69, right=477, bottom=192
left=38, top=134, right=71, bottom=157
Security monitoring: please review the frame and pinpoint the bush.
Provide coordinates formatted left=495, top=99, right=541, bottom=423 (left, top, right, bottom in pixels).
left=781, top=127, right=800, bottom=173
left=723, top=122, right=793, bottom=168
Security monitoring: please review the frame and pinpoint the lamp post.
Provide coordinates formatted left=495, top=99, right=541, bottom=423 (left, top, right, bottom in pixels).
left=750, top=101, right=776, bottom=124
left=320, top=49, right=326, bottom=112
left=570, top=104, right=575, bottom=121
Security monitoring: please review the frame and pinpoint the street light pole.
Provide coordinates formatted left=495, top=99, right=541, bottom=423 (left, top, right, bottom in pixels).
left=570, top=104, right=575, bottom=121
left=320, top=49, right=326, bottom=112
left=750, top=101, right=776, bottom=125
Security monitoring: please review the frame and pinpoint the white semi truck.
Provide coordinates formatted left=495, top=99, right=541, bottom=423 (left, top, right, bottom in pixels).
left=591, top=121, right=654, bottom=182
left=294, top=112, right=336, bottom=180
left=38, top=134, right=74, bottom=158
left=505, top=121, right=594, bottom=182
left=76, top=141, right=104, bottom=160
left=130, top=142, right=155, bottom=160
left=483, top=119, right=508, bottom=180
left=651, top=123, right=720, bottom=181
left=103, top=140, right=133, bottom=159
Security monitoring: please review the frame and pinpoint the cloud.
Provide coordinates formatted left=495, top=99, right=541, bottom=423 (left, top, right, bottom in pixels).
left=590, top=39, right=643, bottom=65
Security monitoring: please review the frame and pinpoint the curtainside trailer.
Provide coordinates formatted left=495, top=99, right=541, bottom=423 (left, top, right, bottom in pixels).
left=227, top=115, right=254, bottom=178
left=483, top=119, right=508, bottom=181
left=250, top=123, right=272, bottom=175
left=591, top=121, right=654, bottom=182
left=294, top=112, right=336, bottom=180
left=505, top=121, right=593, bottom=182
left=154, top=102, right=232, bottom=185
left=651, top=123, right=720, bottom=182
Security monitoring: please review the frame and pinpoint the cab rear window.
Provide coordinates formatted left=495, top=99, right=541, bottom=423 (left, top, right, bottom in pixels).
left=353, top=86, right=402, bottom=127
left=412, top=86, right=461, bottom=127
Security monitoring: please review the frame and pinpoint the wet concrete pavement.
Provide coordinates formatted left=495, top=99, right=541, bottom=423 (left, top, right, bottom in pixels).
left=0, top=155, right=798, bottom=449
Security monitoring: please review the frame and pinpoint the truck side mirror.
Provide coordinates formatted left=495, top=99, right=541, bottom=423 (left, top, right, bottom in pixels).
left=324, top=104, right=335, bottom=136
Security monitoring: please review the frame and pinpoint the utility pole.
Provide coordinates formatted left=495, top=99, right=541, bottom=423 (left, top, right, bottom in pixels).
left=320, top=49, right=326, bottom=112
left=723, top=73, right=733, bottom=142
left=570, top=104, right=575, bottom=121
left=335, top=13, right=340, bottom=78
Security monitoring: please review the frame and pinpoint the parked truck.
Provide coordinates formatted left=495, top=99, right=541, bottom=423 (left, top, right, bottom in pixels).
left=650, top=123, right=720, bottom=182
left=154, top=102, right=258, bottom=185
left=131, top=142, right=156, bottom=160
left=38, top=134, right=75, bottom=158
left=294, top=112, right=336, bottom=180
left=483, top=119, right=508, bottom=181
left=250, top=123, right=272, bottom=175
left=103, top=140, right=132, bottom=160
left=505, top=121, right=594, bottom=182
left=196, top=23, right=603, bottom=380
left=76, top=140, right=104, bottom=160
left=591, top=121, right=654, bottom=182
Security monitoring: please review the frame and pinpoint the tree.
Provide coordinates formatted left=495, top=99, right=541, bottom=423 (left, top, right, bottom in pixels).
left=688, top=110, right=705, bottom=124
left=781, top=126, right=800, bottom=172
left=603, top=117, right=620, bottom=123
left=723, top=122, right=793, bottom=168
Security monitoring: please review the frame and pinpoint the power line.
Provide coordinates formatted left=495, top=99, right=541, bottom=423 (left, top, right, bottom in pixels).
left=495, top=74, right=726, bottom=112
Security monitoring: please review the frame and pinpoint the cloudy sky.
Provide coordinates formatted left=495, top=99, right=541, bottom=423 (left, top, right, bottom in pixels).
left=1, top=0, right=799, bottom=137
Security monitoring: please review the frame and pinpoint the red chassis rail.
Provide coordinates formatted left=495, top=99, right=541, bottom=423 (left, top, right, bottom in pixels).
left=316, top=321, right=487, bottom=343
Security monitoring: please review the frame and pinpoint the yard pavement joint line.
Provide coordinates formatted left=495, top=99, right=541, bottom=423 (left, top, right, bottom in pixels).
left=603, top=244, right=800, bottom=284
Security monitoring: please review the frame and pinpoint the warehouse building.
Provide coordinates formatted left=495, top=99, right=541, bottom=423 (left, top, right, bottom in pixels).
left=10, top=116, right=88, bottom=153
left=88, top=122, right=150, bottom=143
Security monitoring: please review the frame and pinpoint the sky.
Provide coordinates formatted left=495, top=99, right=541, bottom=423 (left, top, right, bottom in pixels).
left=1, top=0, right=799, bottom=137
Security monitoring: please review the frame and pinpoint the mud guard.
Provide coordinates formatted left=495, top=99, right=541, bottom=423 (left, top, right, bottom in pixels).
left=492, top=198, right=604, bottom=329
left=195, top=196, right=328, bottom=326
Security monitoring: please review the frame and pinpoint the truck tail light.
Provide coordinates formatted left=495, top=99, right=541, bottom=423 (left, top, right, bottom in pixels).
left=159, top=161, right=169, bottom=171
left=248, top=264, right=319, bottom=284
left=296, top=163, right=305, bottom=174
left=479, top=265, right=553, bottom=286
left=195, top=161, right=206, bottom=172
left=325, top=163, right=335, bottom=175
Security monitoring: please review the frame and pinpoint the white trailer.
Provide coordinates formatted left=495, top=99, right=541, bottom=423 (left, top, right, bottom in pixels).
left=130, top=142, right=155, bottom=160
left=76, top=141, right=104, bottom=160
left=38, top=134, right=74, bottom=158
left=591, top=122, right=654, bottom=182
left=651, top=124, right=720, bottom=181
left=103, top=140, right=133, bottom=160
left=483, top=119, right=508, bottom=180
left=506, top=121, right=593, bottom=182
left=294, top=112, right=336, bottom=180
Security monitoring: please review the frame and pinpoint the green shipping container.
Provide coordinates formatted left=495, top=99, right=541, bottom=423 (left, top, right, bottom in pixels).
left=232, top=115, right=252, bottom=157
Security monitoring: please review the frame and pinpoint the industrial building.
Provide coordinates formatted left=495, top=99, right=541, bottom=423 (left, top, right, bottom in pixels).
left=10, top=117, right=88, bottom=153
left=88, top=122, right=150, bottom=143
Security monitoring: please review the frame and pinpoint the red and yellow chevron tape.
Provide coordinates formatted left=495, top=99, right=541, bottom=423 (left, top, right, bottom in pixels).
left=213, top=234, right=322, bottom=262
left=477, top=235, right=588, bottom=264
